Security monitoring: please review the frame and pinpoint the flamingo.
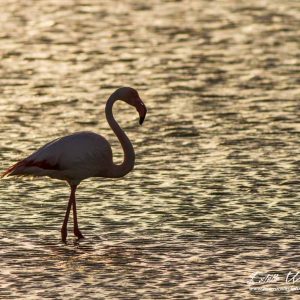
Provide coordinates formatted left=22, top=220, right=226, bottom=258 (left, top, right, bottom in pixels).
left=1, top=87, right=147, bottom=243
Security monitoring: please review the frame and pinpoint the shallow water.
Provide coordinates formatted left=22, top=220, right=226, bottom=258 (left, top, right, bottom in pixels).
left=0, top=0, right=299, bottom=299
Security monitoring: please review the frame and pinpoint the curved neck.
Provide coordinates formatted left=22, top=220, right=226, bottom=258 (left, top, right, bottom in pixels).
left=105, top=94, right=135, bottom=178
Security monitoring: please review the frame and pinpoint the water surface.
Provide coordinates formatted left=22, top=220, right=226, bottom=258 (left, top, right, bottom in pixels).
left=0, top=0, right=299, bottom=299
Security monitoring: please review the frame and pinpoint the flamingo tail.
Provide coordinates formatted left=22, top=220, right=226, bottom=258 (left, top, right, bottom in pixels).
left=1, top=159, right=60, bottom=178
left=1, top=160, right=27, bottom=178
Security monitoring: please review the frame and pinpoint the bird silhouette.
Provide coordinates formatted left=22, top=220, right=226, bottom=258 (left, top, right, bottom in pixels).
left=2, top=87, right=147, bottom=243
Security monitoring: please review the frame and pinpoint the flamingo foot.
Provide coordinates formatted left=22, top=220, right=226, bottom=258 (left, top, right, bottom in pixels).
left=61, top=226, right=67, bottom=243
left=74, top=228, right=84, bottom=240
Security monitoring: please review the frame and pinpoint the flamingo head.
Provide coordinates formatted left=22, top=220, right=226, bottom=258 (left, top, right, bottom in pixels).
left=114, top=87, right=147, bottom=125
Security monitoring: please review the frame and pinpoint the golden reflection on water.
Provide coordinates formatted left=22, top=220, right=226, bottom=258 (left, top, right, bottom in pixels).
left=0, top=0, right=300, bottom=298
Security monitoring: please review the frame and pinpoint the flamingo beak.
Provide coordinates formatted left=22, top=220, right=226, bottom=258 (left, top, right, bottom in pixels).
left=137, top=100, right=147, bottom=125
left=139, top=115, right=145, bottom=125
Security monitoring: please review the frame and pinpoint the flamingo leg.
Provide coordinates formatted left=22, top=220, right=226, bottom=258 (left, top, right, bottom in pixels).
left=72, top=186, right=84, bottom=240
left=61, top=185, right=75, bottom=243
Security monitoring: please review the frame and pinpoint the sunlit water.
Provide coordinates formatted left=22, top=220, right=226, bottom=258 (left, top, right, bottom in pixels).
left=0, top=0, right=299, bottom=299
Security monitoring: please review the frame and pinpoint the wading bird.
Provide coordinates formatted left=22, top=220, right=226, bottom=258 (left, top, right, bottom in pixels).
left=2, top=87, right=147, bottom=243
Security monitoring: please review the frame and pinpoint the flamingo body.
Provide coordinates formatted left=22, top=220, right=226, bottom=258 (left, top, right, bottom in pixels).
left=7, top=132, right=113, bottom=185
